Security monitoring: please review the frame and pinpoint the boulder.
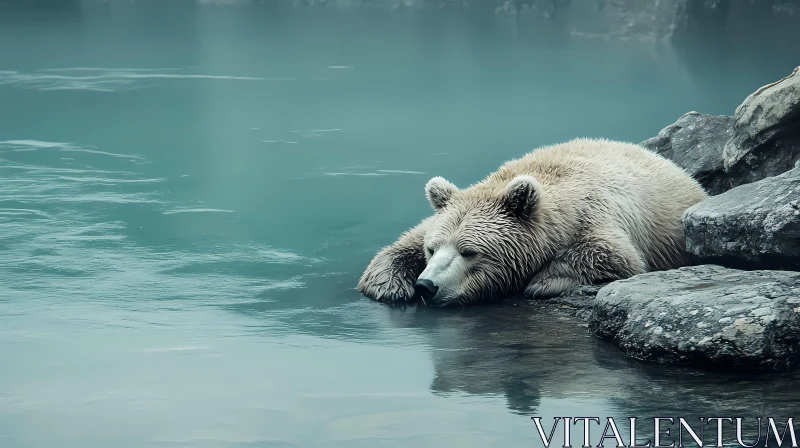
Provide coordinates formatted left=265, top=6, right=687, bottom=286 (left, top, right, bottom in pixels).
left=683, top=166, right=800, bottom=270
left=641, top=111, right=734, bottom=195
left=589, top=265, right=800, bottom=372
left=642, top=67, right=800, bottom=196
left=723, top=66, right=800, bottom=186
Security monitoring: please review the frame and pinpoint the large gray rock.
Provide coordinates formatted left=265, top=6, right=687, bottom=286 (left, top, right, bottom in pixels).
left=723, top=66, right=800, bottom=186
left=641, top=111, right=734, bottom=195
left=683, top=166, right=800, bottom=270
left=642, top=67, right=800, bottom=196
left=589, top=265, right=800, bottom=372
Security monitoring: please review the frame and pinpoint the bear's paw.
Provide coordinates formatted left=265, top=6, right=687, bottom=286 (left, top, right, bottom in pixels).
left=357, top=248, right=421, bottom=302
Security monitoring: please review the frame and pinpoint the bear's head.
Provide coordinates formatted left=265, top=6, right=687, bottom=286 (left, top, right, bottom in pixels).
left=415, top=175, right=549, bottom=306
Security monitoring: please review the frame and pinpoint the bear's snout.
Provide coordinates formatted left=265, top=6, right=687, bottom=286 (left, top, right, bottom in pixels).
left=414, top=278, right=439, bottom=303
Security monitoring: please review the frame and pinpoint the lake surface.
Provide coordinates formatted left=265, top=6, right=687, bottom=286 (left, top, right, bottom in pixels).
left=1, top=3, right=799, bottom=447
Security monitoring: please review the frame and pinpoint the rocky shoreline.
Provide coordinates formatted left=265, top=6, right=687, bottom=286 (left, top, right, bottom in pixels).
left=541, top=65, right=800, bottom=373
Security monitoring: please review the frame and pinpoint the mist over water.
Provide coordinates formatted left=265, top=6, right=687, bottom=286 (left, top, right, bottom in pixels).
left=1, top=3, right=799, bottom=447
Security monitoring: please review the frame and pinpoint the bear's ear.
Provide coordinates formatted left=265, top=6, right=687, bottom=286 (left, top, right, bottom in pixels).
left=502, top=175, right=541, bottom=218
left=425, top=176, right=458, bottom=211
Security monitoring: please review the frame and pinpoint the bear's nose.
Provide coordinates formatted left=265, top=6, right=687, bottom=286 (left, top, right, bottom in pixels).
left=414, top=278, right=439, bottom=302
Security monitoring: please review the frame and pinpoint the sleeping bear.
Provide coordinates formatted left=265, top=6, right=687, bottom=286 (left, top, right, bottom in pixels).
left=357, top=138, right=708, bottom=306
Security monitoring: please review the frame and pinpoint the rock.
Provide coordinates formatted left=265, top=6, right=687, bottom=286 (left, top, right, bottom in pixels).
left=723, top=66, right=800, bottom=186
left=589, top=265, right=800, bottom=372
left=642, top=67, right=800, bottom=196
left=641, top=111, right=734, bottom=195
left=538, top=283, right=605, bottom=320
left=519, top=283, right=605, bottom=321
left=683, top=166, right=800, bottom=270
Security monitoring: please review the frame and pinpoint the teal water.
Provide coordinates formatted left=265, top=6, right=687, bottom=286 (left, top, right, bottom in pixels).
left=1, top=4, right=800, bottom=448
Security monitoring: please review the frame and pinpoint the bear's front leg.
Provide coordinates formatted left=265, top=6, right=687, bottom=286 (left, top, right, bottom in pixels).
left=357, top=217, right=433, bottom=303
left=524, top=262, right=582, bottom=299
left=524, top=227, right=646, bottom=299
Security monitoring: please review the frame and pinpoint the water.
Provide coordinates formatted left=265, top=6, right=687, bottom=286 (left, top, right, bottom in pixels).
left=1, top=3, right=799, bottom=447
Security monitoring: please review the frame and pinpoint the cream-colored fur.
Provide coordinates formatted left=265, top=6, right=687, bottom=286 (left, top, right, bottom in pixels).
left=357, top=138, right=708, bottom=306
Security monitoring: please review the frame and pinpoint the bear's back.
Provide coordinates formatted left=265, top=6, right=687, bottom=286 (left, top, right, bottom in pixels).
left=487, top=138, right=708, bottom=270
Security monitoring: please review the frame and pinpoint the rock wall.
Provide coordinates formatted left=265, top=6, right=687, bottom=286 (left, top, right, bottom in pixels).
left=12, top=0, right=797, bottom=44
left=274, top=0, right=800, bottom=42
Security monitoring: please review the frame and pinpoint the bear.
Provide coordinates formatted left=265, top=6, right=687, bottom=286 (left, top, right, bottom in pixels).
left=357, top=138, right=708, bottom=306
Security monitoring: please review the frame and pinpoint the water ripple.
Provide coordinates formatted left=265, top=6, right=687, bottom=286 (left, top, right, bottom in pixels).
left=0, top=139, right=145, bottom=159
left=0, top=68, right=291, bottom=92
left=0, top=138, right=319, bottom=332
left=162, top=208, right=235, bottom=215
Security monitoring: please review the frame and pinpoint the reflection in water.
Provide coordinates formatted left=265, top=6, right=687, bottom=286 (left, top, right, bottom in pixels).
left=379, top=302, right=800, bottom=443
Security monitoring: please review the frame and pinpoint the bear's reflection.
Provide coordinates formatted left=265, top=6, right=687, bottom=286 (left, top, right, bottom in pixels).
left=381, top=300, right=800, bottom=426
left=381, top=301, right=606, bottom=415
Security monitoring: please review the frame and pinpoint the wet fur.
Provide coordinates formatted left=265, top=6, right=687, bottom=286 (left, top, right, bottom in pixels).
left=357, top=138, right=708, bottom=305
